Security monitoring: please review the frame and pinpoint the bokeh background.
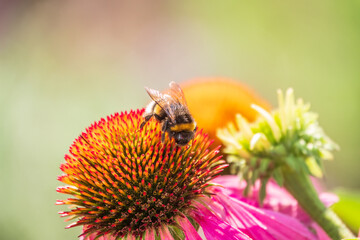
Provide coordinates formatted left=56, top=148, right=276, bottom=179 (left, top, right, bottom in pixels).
left=1, top=1, right=359, bottom=239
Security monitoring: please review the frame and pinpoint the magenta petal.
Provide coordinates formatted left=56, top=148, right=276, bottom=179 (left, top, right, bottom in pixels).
left=213, top=175, right=339, bottom=227
left=80, top=234, right=115, bottom=240
left=79, top=226, right=117, bottom=240
left=312, top=223, right=331, bottom=240
left=319, top=192, right=339, bottom=207
left=212, top=175, right=246, bottom=200
left=144, top=228, right=155, bottom=240
left=213, top=195, right=277, bottom=240
left=259, top=209, right=316, bottom=240
left=213, top=191, right=316, bottom=240
left=126, top=234, right=136, bottom=240
left=159, top=226, right=174, bottom=240
left=191, top=203, right=253, bottom=240
left=176, top=215, right=203, bottom=240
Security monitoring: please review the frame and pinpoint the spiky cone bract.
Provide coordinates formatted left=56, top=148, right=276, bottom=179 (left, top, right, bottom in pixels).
left=57, top=109, right=227, bottom=240
left=217, top=89, right=355, bottom=239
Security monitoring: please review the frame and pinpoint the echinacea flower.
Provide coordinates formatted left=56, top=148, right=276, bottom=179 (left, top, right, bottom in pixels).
left=57, top=109, right=230, bottom=239
left=217, top=89, right=355, bottom=239
left=57, top=108, right=319, bottom=240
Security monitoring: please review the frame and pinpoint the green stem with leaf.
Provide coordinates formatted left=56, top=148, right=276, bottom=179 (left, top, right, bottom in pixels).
left=282, top=167, right=355, bottom=240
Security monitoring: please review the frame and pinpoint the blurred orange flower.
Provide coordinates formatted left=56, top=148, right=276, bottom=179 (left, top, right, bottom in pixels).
left=181, top=78, right=271, bottom=147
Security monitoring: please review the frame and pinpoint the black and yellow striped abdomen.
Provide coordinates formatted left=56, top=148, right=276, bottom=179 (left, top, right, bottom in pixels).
left=170, top=122, right=196, bottom=132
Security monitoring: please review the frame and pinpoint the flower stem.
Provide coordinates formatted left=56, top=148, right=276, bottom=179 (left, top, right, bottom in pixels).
left=282, top=168, right=355, bottom=240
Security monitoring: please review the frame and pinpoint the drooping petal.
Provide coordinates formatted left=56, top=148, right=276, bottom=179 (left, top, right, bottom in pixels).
left=319, top=192, right=339, bottom=208
left=258, top=208, right=315, bottom=240
left=80, top=233, right=115, bottom=240
left=159, top=226, right=174, bottom=240
left=175, top=215, right=203, bottom=240
left=213, top=175, right=338, bottom=225
left=126, top=234, right=136, bottom=240
left=211, top=194, right=277, bottom=240
left=312, top=223, right=331, bottom=240
left=211, top=175, right=250, bottom=200
left=79, top=226, right=117, bottom=240
left=191, top=202, right=252, bottom=240
left=144, top=228, right=155, bottom=240
left=212, top=175, right=344, bottom=240
left=212, top=189, right=316, bottom=240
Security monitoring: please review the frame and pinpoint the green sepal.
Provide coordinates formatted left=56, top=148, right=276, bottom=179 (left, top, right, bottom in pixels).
left=168, top=226, right=185, bottom=240
left=305, top=157, right=323, bottom=178
left=272, top=144, right=286, bottom=156
left=259, top=177, right=269, bottom=205
left=272, top=168, right=284, bottom=187
left=187, top=216, right=200, bottom=231
left=243, top=166, right=250, bottom=181
left=258, top=121, right=277, bottom=143
left=285, top=155, right=303, bottom=172
left=249, top=157, right=258, bottom=168
left=93, top=234, right=105, bottom=240
left=259, top=158, right=270, bottom=174
left=155, top=232, right=162, bottom=240
left=243, top=180, right=251, bottom=196
left=251, top=169, right=259, bottom=185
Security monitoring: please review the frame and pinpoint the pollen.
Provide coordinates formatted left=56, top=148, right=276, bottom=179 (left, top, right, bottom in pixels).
left=57, top=109, right=226, bottom=239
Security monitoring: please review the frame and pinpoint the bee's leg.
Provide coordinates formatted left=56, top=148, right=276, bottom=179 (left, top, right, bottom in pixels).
left=161, top=132, right=166, bottom=143
left=140, top=115, right=152, bottom=129
left=161, top=120, right=168, bottom=142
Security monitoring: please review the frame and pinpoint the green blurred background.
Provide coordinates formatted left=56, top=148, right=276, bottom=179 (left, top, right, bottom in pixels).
left=0, top=1, right=359, bottom=239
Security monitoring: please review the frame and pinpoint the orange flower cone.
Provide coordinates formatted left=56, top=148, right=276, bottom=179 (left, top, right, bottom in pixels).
left=57, top=109, right=228, bottom=239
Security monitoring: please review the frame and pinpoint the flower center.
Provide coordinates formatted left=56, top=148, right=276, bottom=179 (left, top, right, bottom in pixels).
left=57, top=109, right=225, bottom=238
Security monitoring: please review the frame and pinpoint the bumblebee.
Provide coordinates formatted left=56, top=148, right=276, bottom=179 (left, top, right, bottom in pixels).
left=140, top=81, right=197, bottom=146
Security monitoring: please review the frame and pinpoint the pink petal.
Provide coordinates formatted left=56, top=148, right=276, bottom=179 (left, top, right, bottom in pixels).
left=175, top=215, right=203, bottom=240
left=159, top=226, right=174, bottom=240
left=259, top=209, right=315, bottom=240
left=319, top=192, right=339, bottom=207
left=144, top=228, right=156, bottom=240
left=213, top=195, right=277, bottom=240
left=212, top=175, right=247, bottom=200
left=212, top=190, right=317, bottom=240
left=79, top=226, right=117, bottom=240
left=312, top=223, right=331, bottom=240
left=212, top=175, right=339, bottom=226
left=126, top=234, right=136, bottom=240
left=80, top=234, right=116, bottom=240
left=191, top=203, right=252, bottom=240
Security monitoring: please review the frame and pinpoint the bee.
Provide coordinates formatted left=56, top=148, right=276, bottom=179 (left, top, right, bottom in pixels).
left=140, top=81, right=197, bottom=146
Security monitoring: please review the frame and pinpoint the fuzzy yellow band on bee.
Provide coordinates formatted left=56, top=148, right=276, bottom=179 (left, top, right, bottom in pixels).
left=170, top=122, right=196, bottom=132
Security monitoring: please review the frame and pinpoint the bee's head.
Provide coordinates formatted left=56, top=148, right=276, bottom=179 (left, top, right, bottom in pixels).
left=173, top=131, right=195, bottom=146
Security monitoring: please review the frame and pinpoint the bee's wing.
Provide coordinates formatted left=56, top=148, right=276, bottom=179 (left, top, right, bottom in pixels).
left=145, top=87, right=177, bottom=122
left=166, top=81, right=188, bottom=106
